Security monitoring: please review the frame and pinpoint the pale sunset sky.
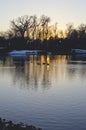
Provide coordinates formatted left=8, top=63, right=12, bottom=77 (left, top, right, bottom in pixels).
left=0, top=0, right=86, bottom=31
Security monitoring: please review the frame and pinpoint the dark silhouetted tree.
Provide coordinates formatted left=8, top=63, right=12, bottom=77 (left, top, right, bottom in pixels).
left=31, top=15, right=38, bottom=40
left=40, top=15, right=50, bottom=40
left=78, top=24, right=86, bottom=39
left=11, top=15, right=31, bottom=38
left=66, top=23, right=74, bottom=39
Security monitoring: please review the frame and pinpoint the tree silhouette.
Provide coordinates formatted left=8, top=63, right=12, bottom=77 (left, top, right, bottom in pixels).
left=65, top=23, right=74, bottom=39
left=31, top=15, right=38, bottom=40
left=40, top=15, right=50, bottom=40
left=78, top=24, right=86, bottom=39
left=0, top=14, right=86, bottom=52
left=11, top=15, right=31, bottom=38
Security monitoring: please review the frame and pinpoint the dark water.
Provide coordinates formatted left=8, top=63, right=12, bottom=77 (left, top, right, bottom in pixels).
left=0, top=54, right=86, bottom=130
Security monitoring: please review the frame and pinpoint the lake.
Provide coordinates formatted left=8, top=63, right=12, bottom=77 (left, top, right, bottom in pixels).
left=0, top=54, right=86, bottom=130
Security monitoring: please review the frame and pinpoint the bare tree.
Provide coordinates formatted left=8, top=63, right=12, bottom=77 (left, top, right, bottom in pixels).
left=11, top=15, right=31, bottom=38
left=31, top=15, right=38, bottom=39
left=40, top=15, right=50, bottom=40
left=65, top=23, right=74, bottom=39
left=52, top=22, right=58, bottom=38
left=78, top=24, right=86, bottom=38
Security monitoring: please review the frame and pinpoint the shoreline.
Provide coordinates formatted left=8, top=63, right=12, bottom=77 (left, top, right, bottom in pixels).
left=0, top=118, right=42, bottom=130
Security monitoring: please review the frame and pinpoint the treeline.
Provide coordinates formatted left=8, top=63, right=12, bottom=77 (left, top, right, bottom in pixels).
left=0, top=15, right=86, bottom=53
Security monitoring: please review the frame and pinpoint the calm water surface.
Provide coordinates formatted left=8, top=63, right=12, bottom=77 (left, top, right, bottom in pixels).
left=0, top=55, right=86, bottom=130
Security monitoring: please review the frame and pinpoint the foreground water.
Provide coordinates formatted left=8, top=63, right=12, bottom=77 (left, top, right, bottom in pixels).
left=0, top=54, right=86, bottom=130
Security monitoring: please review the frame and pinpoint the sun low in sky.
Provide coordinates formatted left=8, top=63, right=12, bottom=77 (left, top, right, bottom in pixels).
left=0, top=0, right=86, bottom=31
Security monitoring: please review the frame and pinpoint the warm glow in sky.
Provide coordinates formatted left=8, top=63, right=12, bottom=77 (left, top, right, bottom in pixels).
left=0, top=0, right=86, bottom=31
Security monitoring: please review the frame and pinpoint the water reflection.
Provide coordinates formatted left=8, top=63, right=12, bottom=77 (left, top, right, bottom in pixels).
left=0, top=55, right=86, bottom=91
left=0, top=54, right=86, bottom=130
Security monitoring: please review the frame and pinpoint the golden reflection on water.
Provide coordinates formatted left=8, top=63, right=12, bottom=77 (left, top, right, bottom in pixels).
left=24, top=55, right=69, bottom=79
left=0, top=55, right=70, bottom=75
left=0, top=55, right=86, bottom=90
left=0, top=55, right=69, bottom=83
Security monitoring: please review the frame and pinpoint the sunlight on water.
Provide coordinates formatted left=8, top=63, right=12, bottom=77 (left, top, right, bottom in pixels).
left=0, top=55, right=86, bottom=130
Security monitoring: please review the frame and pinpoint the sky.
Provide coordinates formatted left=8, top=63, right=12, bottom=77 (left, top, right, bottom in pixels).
left=0, top=0, right=86, bottom=31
